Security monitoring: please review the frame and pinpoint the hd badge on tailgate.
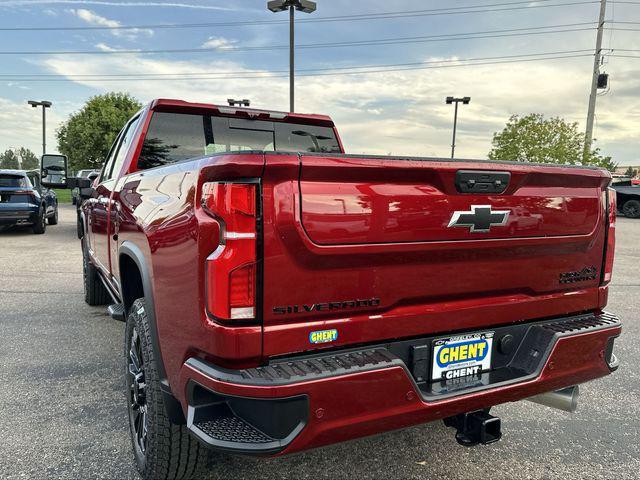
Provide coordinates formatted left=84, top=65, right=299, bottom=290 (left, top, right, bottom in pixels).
left=432, top=332, right=494, bottom=381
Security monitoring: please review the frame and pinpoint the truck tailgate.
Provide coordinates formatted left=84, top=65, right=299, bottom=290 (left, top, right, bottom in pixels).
left=261, top=154, right=610, bottom=358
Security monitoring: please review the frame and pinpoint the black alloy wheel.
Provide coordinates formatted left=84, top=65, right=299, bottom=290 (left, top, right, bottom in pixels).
left=128, top=326, right=148, bottom=456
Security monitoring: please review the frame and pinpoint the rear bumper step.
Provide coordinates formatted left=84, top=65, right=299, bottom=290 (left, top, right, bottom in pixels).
left=180, top=311, right=621, bottom=455
left=186, top=383, right=307, bottom=454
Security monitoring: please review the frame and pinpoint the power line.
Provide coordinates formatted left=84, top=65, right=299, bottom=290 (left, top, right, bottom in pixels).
left=217, top=27, right=595, bottom=52
left=0, top=50, right=594, bottom=78
left=0, top=51, right=594, bottom=82
left=0, top=0, right=599, bottom=31
left=0, top=25, right=597, bottom=55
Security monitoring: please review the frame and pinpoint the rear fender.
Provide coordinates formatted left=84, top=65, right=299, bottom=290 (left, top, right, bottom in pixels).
left=119, top=241, right=186, bottom=425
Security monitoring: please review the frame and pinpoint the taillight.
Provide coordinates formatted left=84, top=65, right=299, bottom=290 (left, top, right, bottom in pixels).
left=202, top=182, right=257, bottom=321
left=601, top=187, right=616, bottom=285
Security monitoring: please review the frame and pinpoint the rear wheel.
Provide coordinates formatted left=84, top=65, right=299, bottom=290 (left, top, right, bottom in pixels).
left=32, top=207, right=46, bottom=234
left=82, top=240, right=111, bottom=306
left=126, top=299, right=208, bottom=480
left=622, top=199, right=640, bottom=219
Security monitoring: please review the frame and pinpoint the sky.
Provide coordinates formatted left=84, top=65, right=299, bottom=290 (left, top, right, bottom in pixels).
left=0, top=0, right=638, bottom=165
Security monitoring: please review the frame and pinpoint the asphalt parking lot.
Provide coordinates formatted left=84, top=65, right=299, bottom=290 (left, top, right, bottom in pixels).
left=0, top=203, right=638, bottom=480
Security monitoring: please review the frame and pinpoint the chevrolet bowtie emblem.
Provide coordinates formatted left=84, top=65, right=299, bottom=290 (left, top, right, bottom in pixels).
left=448, top=205, right=510, bottom=233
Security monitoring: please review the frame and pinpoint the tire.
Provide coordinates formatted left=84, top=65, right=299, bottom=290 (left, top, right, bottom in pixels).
left=622, top=199, right=640, bottom=219
left=82, top=240, right=111, bottom=306
left=48, top=205, right=59, bottom=225
left=32, top=207, right=46, bottom=234
left=76, top=214, right=84, bottom=239
left=126, top=299, right=208, bottom=480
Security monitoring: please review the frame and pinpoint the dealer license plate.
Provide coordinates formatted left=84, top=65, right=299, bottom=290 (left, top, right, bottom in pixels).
left=431, top=331, right=494, bottom=382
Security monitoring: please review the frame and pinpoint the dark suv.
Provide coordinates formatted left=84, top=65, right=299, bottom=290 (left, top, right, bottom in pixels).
left=0, top=170, right=58, bottom=234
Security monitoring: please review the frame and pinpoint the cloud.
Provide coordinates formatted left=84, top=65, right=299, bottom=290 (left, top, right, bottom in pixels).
left=2, top=1, right=243, bottom=10
left=69, top=8, right=153, bottom=39
left=6, top=82, right=31, bottom=90
left=0, top=97, right=66, bottom=155
left=9, top=48, right=640, bottom=165
left=94, top=42, right=120, bottom=52
left=201, top=37, right=237, bottom=50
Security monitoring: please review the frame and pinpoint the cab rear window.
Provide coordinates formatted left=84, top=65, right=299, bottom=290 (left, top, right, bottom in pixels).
left=137, top=111, right=341, bottom=170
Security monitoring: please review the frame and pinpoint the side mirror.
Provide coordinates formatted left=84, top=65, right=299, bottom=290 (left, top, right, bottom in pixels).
left=41, top=154, right=68, bottom=188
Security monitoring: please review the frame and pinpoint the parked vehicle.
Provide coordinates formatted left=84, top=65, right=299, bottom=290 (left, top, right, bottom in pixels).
left=69, top=99, right=620, bottom=480
left=72, top=170, right=100, bottom=238
left=71, top=169, right=100, bottom=205
left=611, top=181, right=640, bottom=218
left=0, top=169, right=58, bottom=234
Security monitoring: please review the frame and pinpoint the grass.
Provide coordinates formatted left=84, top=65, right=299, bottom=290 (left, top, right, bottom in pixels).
left=53, top=189, right=72, bottom=203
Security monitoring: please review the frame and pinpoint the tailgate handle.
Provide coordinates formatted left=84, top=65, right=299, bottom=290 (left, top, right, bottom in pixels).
left=455, top=170, right=510, bottom=194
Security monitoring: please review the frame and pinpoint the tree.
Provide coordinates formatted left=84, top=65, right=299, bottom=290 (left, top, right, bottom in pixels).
left=17, top=147, right=39, bottom=170
left=624, top=166, right=638, bottom=177
left=0, top=149, right=19, bottom=169
left=56, top=92, right=142, bottom=171
left=0, top=148, right=38, bottom=170
left=488, top=114, right=616, bottom=171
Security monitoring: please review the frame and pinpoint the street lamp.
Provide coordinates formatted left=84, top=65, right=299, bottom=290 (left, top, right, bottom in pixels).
left=445, top=96, right=470, bottom=159
left=28, top=100, right=52, bottom=156
left=267, top=0, right=317, bottom=113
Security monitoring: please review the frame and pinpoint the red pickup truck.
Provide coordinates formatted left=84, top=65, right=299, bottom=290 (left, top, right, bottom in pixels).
left=73, top=99, right=620, bottom=480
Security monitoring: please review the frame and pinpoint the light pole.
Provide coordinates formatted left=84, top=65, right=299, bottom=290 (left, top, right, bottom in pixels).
left=267, top=0, right=317, bottom=113
left=446, top=96, right=470, bottom=159
left=28, top=100, right=52, bottom=155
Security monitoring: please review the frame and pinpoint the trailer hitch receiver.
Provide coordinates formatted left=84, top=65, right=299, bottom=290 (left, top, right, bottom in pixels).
left=443, top=409, right=502, bottom=446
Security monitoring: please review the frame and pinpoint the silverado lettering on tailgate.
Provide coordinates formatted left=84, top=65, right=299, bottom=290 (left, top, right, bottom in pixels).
left=273, top=298, right=380, bottom=315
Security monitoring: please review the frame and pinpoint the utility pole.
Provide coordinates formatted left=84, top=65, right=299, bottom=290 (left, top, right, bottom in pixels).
left=28, top=100, right=52, bottom=155
left=267, top=0, right=317, bottom=113
left=584, top=0, right=607, bottom=161
left=446, top=96, right=471, bottom=159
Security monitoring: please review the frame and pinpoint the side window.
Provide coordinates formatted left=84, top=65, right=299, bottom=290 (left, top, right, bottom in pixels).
left=25, top=173, right=34, bottom=187
left=99, top=131, right=123, bottom=184
left=103, top=116, right=140, bottom=182
left=26, top=173, right=41, bottom=191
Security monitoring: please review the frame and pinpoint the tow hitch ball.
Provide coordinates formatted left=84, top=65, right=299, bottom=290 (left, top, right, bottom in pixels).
left=443, top=409, right=502, bottom=446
